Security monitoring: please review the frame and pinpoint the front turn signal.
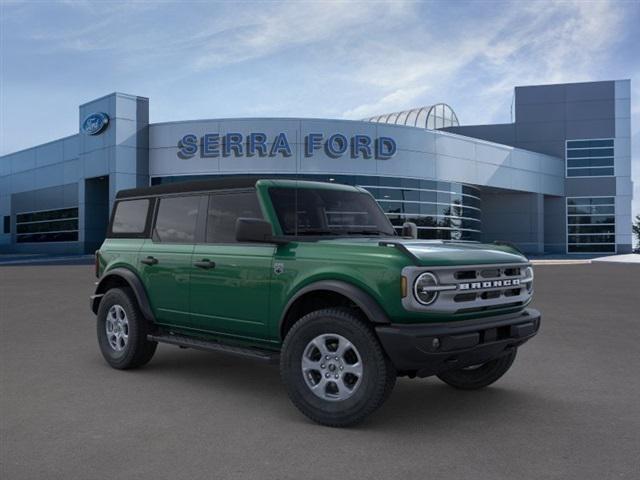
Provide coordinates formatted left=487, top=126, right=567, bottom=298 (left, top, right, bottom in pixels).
left=401, top=276, right=408, bottom=298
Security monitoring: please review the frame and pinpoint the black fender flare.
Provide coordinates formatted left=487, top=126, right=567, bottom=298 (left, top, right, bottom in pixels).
left=91, top=267, right=156, bottom=323
left=280, top=280, right=391, bottom=334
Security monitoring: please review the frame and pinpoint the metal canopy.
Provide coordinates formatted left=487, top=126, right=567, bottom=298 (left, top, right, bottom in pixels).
left=364, top=103, right=460, bottom=130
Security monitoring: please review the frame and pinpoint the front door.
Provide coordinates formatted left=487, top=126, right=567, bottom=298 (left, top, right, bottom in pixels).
left=189, top=190, right=275, bottom=339
left=139, top=194, right=205, bottom=327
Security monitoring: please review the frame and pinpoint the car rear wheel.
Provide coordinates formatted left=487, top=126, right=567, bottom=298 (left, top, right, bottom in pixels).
left=97, top=287, right=157, bottom=369
left=280, top=308, right=396, bottom=427
left=436, top=348, right=517, bottom=390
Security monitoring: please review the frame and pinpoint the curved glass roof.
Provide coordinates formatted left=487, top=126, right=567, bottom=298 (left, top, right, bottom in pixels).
left=364, top=103, right=459, bottom=130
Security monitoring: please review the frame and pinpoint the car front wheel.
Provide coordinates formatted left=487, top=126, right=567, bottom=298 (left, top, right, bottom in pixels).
left=280, top=308, right=396, bottom=427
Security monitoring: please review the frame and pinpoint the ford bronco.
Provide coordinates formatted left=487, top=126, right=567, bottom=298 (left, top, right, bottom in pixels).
left=90, top=178, right=540, bottom=427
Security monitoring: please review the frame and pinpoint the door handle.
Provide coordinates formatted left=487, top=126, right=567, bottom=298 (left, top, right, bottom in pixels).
left=194, top=259, right=216, bottom=269
left=141, top=256, right=159, bottom=266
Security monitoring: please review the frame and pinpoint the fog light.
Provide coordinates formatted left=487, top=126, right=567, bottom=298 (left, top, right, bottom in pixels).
left=432, top=338, right=440, bottom=349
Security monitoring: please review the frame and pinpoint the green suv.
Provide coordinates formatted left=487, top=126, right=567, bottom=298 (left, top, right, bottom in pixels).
left=91, top=178, right=540, bottom=427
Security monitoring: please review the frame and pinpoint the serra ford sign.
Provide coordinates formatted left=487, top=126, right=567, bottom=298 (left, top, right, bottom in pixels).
left=177, top=133, right=397, bottom=160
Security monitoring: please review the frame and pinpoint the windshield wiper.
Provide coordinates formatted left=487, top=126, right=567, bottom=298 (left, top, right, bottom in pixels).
left=295, top=229, right=340, bottom=236
left=343, top=230, right=385, bottom=236
left=295, top=228, right=389, bottom=236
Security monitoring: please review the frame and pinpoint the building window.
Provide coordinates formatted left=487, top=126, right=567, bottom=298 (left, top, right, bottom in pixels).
left=357, top=181, right=482, bottom=242
left=3, top=216, right=9, bottom=234
left=567, top=197, right=615, bottom=253
left=15, top=207, right=79, bottom=243
left=566, top=139, right=614, bottom=177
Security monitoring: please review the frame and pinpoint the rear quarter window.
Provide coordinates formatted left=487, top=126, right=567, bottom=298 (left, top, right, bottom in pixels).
left=111, top=199, right=150, bottom=235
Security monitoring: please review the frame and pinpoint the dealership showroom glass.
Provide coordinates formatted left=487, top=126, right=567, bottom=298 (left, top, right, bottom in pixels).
left=0, top=79, right=633, bottom=256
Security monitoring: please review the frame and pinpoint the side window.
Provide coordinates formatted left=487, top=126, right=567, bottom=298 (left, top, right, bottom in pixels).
left=154, top=195, right=201, bottom=243
left=207, top=191, right=263, bottom=243
left=112, top=199, right=149, bottom=234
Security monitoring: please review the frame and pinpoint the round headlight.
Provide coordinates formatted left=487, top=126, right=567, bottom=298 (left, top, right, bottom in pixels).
left=524, top=266, right=534, bottom=293
left=414, top=272, right=439, bottom=305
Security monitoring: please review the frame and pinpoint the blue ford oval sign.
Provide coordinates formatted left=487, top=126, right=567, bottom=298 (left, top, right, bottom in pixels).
left=82, top=112, right=109, bottom=135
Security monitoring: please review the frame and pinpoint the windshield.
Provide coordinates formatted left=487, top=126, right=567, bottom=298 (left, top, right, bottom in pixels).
left=268, top=187, right=396, bottom=237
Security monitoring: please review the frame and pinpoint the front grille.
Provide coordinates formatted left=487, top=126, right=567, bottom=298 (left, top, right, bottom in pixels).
left=403, top=262, right=533, bottom=314
left=480, top=269, right=501, bottom=278
left=454, top=267, right=521, bottom=281
left=480, top=290, right=501, bottom=300
left=454, top=293, right=476, bottom=302
left=455, top=270, right=476, bottom=280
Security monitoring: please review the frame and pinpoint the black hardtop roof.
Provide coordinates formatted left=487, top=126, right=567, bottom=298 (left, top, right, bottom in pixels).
left=115, top=177, right=363, bottom=199
left=115, top=177, right=259, bottom=199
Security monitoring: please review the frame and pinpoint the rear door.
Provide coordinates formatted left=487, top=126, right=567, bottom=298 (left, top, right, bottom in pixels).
left=189, top=189, right=275, bottom=339
left=138, top=194, right=206, bottom=327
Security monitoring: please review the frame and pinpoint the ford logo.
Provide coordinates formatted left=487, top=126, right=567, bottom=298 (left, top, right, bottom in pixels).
left=82, top=112, right=109, bottom=135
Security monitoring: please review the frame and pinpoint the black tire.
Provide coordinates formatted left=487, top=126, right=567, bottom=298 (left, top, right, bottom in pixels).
left=436, top=348, right=517, bottom=390
left=280, top=307, right=396, bottom=427
left=96, top=287, right=157, bottom=370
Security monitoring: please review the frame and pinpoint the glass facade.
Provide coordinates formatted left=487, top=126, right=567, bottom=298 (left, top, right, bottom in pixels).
left=567, top=197, right=616, bottom=253
left=566, top=139, right=614, bottom=177
left=15, top=207, right=79, bottom=243
left=152, top=174, right=482, bottom=242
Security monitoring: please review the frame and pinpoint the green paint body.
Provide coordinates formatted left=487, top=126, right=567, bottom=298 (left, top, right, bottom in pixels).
left=98, top=180, right=530, bottom=348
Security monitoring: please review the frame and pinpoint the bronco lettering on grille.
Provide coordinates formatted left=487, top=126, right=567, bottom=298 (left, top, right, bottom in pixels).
left=458, top=279, right=520, bottom=290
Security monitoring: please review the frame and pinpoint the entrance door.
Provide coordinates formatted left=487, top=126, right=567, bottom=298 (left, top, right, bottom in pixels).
left=189, top=190, right=274, bottom=339
left=138, top=194, right=205, bottom=327
left=84, top=176, right=110, bottom=253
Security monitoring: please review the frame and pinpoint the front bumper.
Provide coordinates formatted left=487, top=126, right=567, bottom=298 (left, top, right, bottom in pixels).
left=375, top=308, right=541, bottom=377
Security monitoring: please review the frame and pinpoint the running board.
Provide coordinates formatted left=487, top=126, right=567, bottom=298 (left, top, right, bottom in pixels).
left=147, top=333, right=279, bottom=364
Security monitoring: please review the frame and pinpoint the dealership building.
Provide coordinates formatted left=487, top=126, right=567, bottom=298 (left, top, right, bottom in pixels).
left=0, top=79, right=633, bottom=255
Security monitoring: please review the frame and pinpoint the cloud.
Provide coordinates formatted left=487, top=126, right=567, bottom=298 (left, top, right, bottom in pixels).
left=340, top=0, right=627, bottom=120
left=9, top=0, right=413, bottom=67
left=342, top=86, right=429, bottom=119
left=6, top=1, right=165, bottom=53
left=189, top=1, right=413, bottom=71
left=8, top=0, right=628, bottom=121
left=1, top=0, right=637, bottom=176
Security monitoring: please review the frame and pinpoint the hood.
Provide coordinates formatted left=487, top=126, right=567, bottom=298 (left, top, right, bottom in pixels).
left=396, top=240, right=527, bottom=266
left=316, top=237, right=528, bottom=266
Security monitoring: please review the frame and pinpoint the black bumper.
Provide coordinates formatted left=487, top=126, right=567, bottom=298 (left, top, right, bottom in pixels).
left=375, top=308, right=541, bottom=378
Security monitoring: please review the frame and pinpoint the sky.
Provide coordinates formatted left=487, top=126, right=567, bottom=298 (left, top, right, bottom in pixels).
left=1, top=0, right=639, bottom=218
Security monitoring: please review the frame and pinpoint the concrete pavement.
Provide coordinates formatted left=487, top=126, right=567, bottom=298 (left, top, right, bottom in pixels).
left=1, top=263, right=639, bottom=479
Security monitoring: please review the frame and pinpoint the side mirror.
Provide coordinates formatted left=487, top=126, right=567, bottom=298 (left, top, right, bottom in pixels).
left=236, top=218, right=287, bottom=244
left=402, top=222, right=418, bottom=239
